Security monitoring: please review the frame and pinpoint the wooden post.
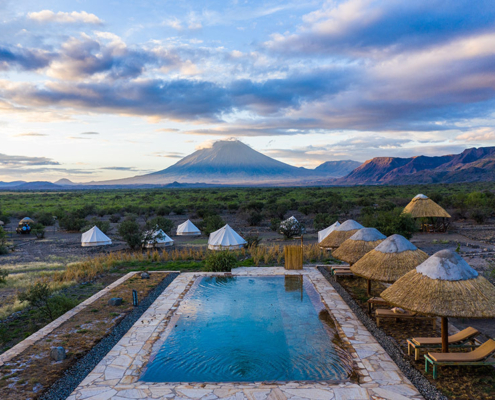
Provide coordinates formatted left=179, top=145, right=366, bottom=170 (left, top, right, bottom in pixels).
left=441, top=316, right=449, bottom=353
left=367, top=279, right=371, bottom=296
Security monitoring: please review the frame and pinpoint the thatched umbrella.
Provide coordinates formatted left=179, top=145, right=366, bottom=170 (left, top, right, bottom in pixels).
left=351, top=234, right=429, bottom=284
left=333, top=228, right=386, bottom=265
left=319, top=219, right=364, bottom=249
left=381, top=249, right=495, bottom=353
left=403, top=194, right=451, bottom=218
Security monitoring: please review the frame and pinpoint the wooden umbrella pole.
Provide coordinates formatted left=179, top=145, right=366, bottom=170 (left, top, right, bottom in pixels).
left=367, top=279, right=371, bottom=296
left=441, top=316, right=449, bottom=353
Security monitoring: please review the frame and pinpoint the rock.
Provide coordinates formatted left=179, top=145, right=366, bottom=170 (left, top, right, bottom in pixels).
left=141, top=272, right=150, bottom=279
left=108, top=297, right=123, bottom=306
left=50, top=347, right=66, bottom=361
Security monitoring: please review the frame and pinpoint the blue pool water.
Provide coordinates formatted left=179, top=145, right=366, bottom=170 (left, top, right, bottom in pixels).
left=141, top=276, right=352, bottom=382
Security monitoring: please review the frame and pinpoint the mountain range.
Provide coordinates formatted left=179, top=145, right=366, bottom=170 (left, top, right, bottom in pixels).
left=2, top=141, right=495, bottom=189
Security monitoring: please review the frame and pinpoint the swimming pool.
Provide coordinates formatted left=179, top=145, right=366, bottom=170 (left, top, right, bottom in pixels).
left=141, top=275, right=353, bottom=383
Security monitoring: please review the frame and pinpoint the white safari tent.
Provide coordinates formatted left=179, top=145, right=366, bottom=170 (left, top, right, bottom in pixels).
left=208, top=224, right=247, bottom=251
left=144, top=229, right=174, bottom=248
left=81, top=226, right=112, bottom=247
left=318, top=221, right=340, bottom=243
left=177, top=219, right=201, bottom=236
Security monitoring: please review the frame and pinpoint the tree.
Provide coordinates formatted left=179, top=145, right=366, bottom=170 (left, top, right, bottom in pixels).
left=362, top=208, right=418, bottom=239
left=19, top=282, right=55, bottom=321
left=201, top=215, right=225, bottom=235
left=279, top=218, right=305, bottom=239
left=0, top=227, right=8, bottom=255
left=246, top=211, right=263, bottom=226
left=31, top=223, right=46, bottom=239
left=118, top=220, right=143, bottom=250
left=81, top=217, right=111, bottom=234
left=146, top=216, right=174, bottom=234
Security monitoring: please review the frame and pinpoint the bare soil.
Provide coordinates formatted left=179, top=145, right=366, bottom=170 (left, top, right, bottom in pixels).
left=0, top=273, right=167, bottom=400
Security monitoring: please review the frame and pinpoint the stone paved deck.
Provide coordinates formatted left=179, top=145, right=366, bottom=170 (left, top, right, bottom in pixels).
left=69, top=267, right=424, bottom=400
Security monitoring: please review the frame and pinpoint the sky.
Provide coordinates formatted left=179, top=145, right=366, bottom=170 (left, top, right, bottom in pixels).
left=1, top=0, right=495, bottom=182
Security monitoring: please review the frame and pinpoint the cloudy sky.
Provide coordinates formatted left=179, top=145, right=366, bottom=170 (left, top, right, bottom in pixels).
left=1, top=0, right=495, bottom=181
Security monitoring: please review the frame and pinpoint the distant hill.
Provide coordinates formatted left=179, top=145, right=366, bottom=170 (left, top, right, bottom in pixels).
left=337, top=147, right=495, bottom=185
left=314, top=160, right=361, bottom=177
left=97, top=140, right=322, bottom=185
left=0, top=181, right=26, bottom=188
left=13, top=181, right=62, bottom=190
left=55, top=178, right=76, bottom=186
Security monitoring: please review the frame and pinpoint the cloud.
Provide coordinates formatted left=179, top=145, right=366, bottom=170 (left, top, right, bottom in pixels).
left=155, top=128, right=180, bottom=132
left=265, top=0, right=495, bottom=55
left=0, top=46, right=53, bottom=71
left=14, top=132, right=48, bottom=137
left=150, top=151, right=184, bottom=159
left=0, top=153, right=59, bottom=167
left=80, top=131, right=99, bottom=135
left=28, top=10, right=102, bottom=24
left=100, top=166, right=138, bottom=171
left=456, top=128, right=495, bottom=142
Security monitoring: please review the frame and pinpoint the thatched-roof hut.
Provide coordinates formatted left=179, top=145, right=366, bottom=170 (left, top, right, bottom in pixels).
left=351, top=234, right=429, bottom=283
left=403, top=194, right=451, bottom=219
left=319, top=219, right=364, bottom=249
left=381, top=249, right=495, bottom=352
left=333, top=228, right=386, bottom=265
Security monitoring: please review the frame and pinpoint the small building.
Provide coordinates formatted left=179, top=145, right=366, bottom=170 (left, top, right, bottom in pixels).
left=176, top=219, right=201, bottom=236
left=81, top=226, right=112, bottom=247
left=402, top=194, right=451, bottom=232
left=144, top=229, right=174, bottom=248
left=208, top=224, right=246, bottom=251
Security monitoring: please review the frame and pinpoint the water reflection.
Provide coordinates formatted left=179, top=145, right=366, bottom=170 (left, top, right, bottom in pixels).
left=284, top=275, right=303, bottom=301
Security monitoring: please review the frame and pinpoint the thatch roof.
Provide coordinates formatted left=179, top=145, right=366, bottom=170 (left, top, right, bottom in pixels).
left=381, top=249, right=495, bottom=318
left=350, top=234, right=429, bottom=282
left=332, top=228, right=386, bottom=265
left=402, top=194, right=451, bottom=218
left=319, top=219, right=364, bottom=249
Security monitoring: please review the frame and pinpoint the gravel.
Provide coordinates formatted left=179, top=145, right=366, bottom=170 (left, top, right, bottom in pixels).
left=39, top=272, right=179, bottom=400
left=317, top=267, right=448, bottom=400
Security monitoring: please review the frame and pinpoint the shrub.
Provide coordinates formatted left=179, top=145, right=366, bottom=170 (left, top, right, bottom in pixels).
left=201, top=215, right=225, bottom=235
left=270, top=218, right=281, bottom=232
left=314, top=213, right=338, bottom=231
left=279, top=218, right=305, bottom=239
left=59, top=213, right=86, bottom=232
left=245, top=235, right=262, bottom=248
left=246, top=211, right=263, bottom=226
left=469, top=208, right=491, bottom=224
left=118, top=220, right=143, bottom=250
left=31, top=223, right=46, bottom=239
left=146, top=216, right=174, bottom=234
left=362, top=208, right=418, bottom=239
left=0, top=268, right=8, bottom=284
left=34, top=212, right=55, bottom=226
left=156, top=206, right=171, bottom=216
left=109, top=214, right=121, bottom=223
left=0, top=227, right=8, bottom=255
left=204, top=251, right=237, bottom=272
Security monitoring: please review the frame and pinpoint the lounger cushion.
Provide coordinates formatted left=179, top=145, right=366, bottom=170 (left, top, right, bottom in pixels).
left=428, top=339, right=495, bottom=363
left=412, top=327, right=479, bottom=346
left=376, top=309, right=417, bottom=318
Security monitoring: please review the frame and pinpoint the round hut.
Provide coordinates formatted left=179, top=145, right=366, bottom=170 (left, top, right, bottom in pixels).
left=402, top=194, right=450, bottom=232
left=318, top=221, right=340, bottom=243
left=319, top=220, right=364, bottom=249
left=351, top=234, right=429, bottom=283
left=333, top=228, right=386, bottom=265
left=381, top=249, right=495, bottom=352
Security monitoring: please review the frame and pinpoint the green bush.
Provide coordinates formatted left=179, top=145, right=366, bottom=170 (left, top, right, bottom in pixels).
left=81, top=218, right=111, bottom=234
left=146, top=216, right=174, bottom=234
left=118, top=220, right=143, bottom=250
left=245, top=235, right=262, bottom=247
left=34, top=212, right=55, bottom=226
left=362, top=208, right=418, bottom=239
left=201, top=215, right=225, bottom=236
left=246, top=211, right=263, bottom=226
left=0, top=268, right=8, bottom=284
left=270, top=218, right=281, bottom=232
left=59, top=213, right=86, bottom=232
left=314, top=213, right=338, bottom=231
left=204, top=251, right=237, bottom=272
left=0, top=227, right=8, bottom=255
left=31, top=223, right=46, bottom=239
left=469, top=208, right=491, bottom=224
left=109, top=214, right=121, bottom=223
left=279, top=218, right=305, bottom=239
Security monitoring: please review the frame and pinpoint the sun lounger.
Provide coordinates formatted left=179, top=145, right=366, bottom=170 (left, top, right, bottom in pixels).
left=367, top=296, right=389, bottom=312
left=407, top=327, right=479, bottom=360
left=375, top=309, right=436, bottom=329
left=425, top=339, right=495, bottom=379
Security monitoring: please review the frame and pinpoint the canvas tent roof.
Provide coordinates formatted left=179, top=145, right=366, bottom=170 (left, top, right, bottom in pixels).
left=208, top=224, right=246, bottom=250
left=144, top=229, right=174, bottom=248
left=318, top=221, right=340, bottom=243
left=177, top=219, right=201, bottom=236
left=319, top=219, right=364, bottom=249
left=81, top=226, right=112, bottom=247
left=402, top=194, right=451, bottom=219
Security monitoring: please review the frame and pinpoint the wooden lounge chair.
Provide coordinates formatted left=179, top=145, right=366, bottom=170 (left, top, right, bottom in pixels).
left=367, top=296, right=389, bottom=313
left=425, top=339, right=495, bottom=379
left=375, top=309, right=436, bottom=329
left=407, top=327, right=479, bottom=360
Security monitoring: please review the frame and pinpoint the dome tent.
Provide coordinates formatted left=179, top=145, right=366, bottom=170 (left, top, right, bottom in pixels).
left=319, top=219, right=364, bottom=249
left=208, top=224, right=246, bottom=251
left=177, top=219, right=201, bottom=236
left=81, top=226, right=112, bottom=247
left=144, top=229, right=174, bottom=248
left=318, top=221, right=340, bottom=243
